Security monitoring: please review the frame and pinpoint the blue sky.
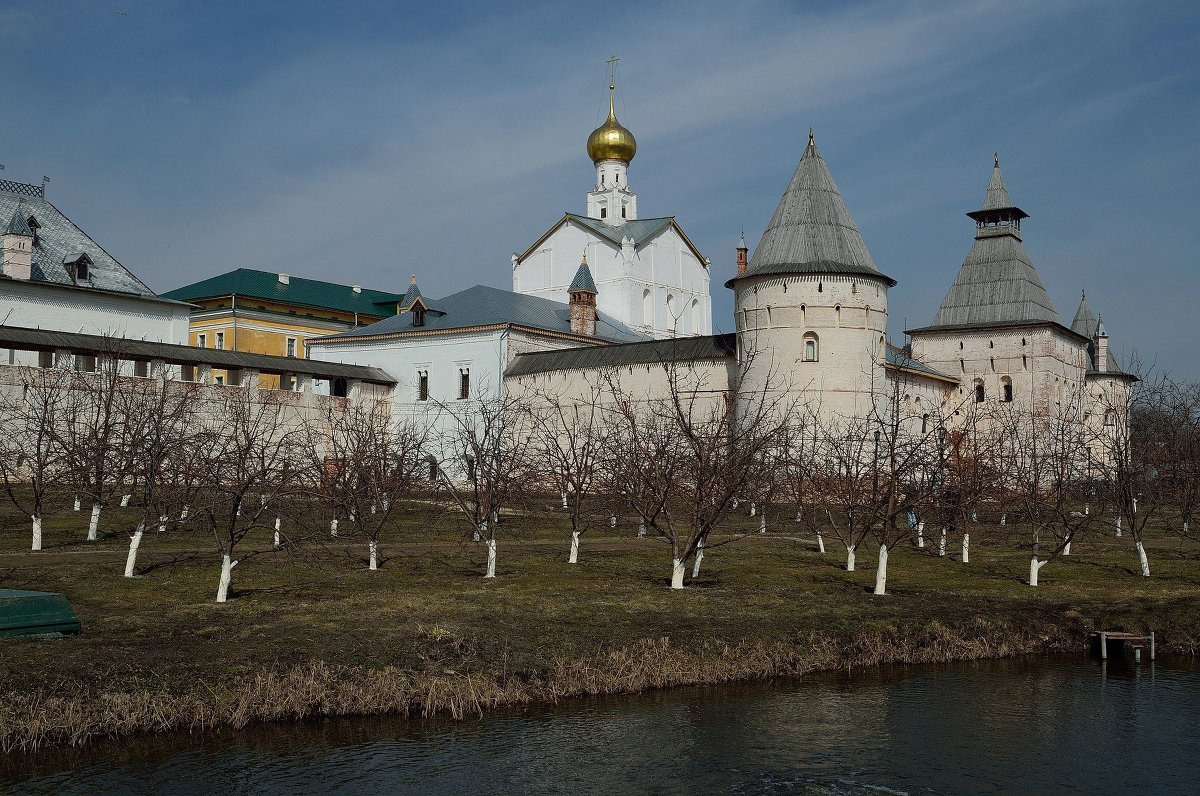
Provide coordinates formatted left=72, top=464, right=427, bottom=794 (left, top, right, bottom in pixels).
left=3, top=0, right=1198, bottom=377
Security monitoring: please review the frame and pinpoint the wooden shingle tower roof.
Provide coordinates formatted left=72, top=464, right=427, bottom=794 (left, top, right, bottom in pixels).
left=727, top=129, right=894, bottom=288
left=921, top=155, right=1059, bottom=330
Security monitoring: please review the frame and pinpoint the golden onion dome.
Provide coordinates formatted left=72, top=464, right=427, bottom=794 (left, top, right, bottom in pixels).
left=586, top=83, right=637, bottom=163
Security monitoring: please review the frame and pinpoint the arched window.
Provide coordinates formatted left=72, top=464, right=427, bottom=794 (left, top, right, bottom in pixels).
left=921, top=414, right=929, bottom=434
left=691, top=299, right=701, bottom=333
left=642, top=289, right=652, bottom=325
left=800, top=304, right=806, bottom=322
left=666, top=294, right=677, bottom=334
left=835, top=304, right=842, bottom=326
left=803, top=332, right=819, bottom=362
left=973, top=379, right=985, bottom=403
left=1001, top=376, right=1013, bottom=402
left=817, top=282, right=823, bottom=293
left=1022, top=354, right=1028, bottom=370
left=990, top=357, right=995, bottom=371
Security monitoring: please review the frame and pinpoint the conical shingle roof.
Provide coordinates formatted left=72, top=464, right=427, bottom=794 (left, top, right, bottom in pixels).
left=924, top=158, right=1059, bottom=329
left=3, top=201, right=33, bottom=236
left=568, top=259, right=598, bottom=294
left=730, top=131, right=893, bottom=287
left=1071, top=290, right=1123, bottom=373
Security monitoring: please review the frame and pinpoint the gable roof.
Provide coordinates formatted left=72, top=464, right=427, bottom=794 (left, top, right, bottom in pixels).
left=163, top=268, right=404, bottom=317
left=314, top=284, right=648, bottom=345
left=919, top=159, right=1059, bottom=331
left=728, top=131, right=894, bottom=288
left=517, top=213, right=708, bottom=267
left=0, top=179, right=157, bottom=296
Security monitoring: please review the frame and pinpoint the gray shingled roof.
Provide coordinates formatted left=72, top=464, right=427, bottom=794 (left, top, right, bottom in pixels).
left=0, top=325, right=394, bottom=383
left=922, top=161, right=1059, bottom=330
left=568, top=261, right=598, bottom=293
left=506, top=333, right=736, bottom=377
left=885, top=346, right=956, bottom=382
left=566, top=213, right=674, bottom=249
left=729, top=132, right=893, bottom=288
left=0, top=180, right=156, bottom=297
left=981, top=155, right=1013, bottom=210
left=1071, top=291, right=1124, bottom=374
left=317, top=284, right=648, bottom=344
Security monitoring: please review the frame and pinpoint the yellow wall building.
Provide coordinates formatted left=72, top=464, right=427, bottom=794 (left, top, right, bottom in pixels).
left=162, top=269, right=403, bottom=388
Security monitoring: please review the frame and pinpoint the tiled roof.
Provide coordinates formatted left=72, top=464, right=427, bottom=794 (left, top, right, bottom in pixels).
left=0, top=180, right=156, bottom=297
left=506, top=333, right=736, bottom=377
left=316, top=284, right=648, bottom=344
left=730, top=132, right=894, bottom=288
left=163, top=268, right=403, bottom=317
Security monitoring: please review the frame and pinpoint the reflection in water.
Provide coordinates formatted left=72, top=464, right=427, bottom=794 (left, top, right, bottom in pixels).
left=4, top=657, right=1198, bottom=795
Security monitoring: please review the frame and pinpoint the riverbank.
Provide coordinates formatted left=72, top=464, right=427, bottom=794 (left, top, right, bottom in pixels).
left=2, top=506, right=1198, bottom=752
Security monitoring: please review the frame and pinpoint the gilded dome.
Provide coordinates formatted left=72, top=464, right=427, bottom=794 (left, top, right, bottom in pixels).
left=586, top=84, right=637, bottom=163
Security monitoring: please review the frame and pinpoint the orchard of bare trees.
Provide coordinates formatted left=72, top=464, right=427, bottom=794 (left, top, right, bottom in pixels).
left=2, top=343, right=1199, bottom=604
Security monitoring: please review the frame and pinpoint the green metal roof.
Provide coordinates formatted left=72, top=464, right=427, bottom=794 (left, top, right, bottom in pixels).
left=163, top=268, right=404, bottom=317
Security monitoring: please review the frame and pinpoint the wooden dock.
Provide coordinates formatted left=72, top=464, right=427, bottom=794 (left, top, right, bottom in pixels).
left=1091, top=630, right=1155, bottom=661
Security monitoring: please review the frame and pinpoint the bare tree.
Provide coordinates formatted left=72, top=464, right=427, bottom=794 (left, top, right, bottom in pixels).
left=0, top=366, right=73, bottom=550
left=197, top=387, right=309, bottom=602
left=310, top=400, right=430, bottom=570
left=435, top=389, right=534, bottom=578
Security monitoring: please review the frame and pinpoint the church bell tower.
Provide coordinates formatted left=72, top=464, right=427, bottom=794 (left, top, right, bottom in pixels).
left=585, top=57, right=638, bottom=225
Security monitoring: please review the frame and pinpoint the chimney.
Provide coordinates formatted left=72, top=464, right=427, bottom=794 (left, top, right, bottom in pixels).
left=2, top=202, right=34, bottom=281
left=568, top=252, right=598, bottom=337
left=1096, top=316, right=1109, bottom=373
left=736, top=232, right=749, bottom=276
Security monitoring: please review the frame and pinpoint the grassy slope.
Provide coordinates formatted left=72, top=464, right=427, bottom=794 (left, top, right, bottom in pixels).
left=1, top=502, right=1197, bottom=748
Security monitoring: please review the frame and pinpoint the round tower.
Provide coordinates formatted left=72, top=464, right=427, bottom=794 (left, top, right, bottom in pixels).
left=728, top=131, right=894, bottom=421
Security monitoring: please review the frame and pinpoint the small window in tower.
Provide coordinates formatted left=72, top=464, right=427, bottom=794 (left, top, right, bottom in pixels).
left=835, top=305, right=842, bottom=326
left=621, top=206, right=626, bottom=219
left=921, top=414, right=929, bottom=434
left=783, top=283, right=787, bottom=293
left=417, top=370, right=429, bottom=402
left=1022, top=338, right=1027, bottom=346
left=803, top=332, right=819, bottom=362
left=600, top=207, right=607, bottom=219
left=852, top=281, right=857, bottom=294
left=817, top=282, right=823, bottom=293
left=459, top=368, right=470, bottom=400
left=1002, top=376, right=1013, bottom=402
left=959, top=341, right=964, bottom=350
left=616, top=173, right=620, bottom=184
left=990, top=357, right=995, bottom=371
left=974, top=379, right=985, bottom=403
left=989, top=340, right=994, bottom=349
left=1022, top=355, right=1028, bottom=370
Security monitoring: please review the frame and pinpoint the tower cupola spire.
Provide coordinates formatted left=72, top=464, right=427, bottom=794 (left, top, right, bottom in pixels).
left=585, top=55, right=638, bottom=225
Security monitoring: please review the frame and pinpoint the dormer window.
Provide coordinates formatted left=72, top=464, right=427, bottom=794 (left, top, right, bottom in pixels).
left=412, top=305, right=426, bottom=327
left=63, top=252, right=92, bottom=282
left=26, top=216, right=40, bottom=246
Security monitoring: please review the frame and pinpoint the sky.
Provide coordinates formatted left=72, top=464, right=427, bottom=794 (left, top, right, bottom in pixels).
left=2, top=0, right=1198, bottom=377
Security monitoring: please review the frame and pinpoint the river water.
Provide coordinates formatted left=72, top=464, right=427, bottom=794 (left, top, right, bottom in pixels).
left=5, top=656, right=1198, bottom=795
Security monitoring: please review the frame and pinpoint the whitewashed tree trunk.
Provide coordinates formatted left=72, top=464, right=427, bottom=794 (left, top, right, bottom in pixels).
left=124, top=523, right=144, bottom=577
left=349, top=510, right=356, bottom=523
left=1029, top=557, right=1047, bottom=586
left=561, top=491, right=568, bottom=509
left=369, top=540, right=378, bottom=570
left=1116, top=515, right=1123, bottom=537
left=816, top=532, right=825, bottom=554
left=1084, top=503, right=1089, bottom=516
left=873, top=543, right=888, bottom=596
left=330, top=518, right=338, bottom=537
left=759, top=515, right=766, bottom=534
left=568, top=531, right=580, bottom=564
left=750, top=502, right=756, bottom=517
left=87, top=502, right=101, bottom=541
left=692, top=541, right=704, bottom=578
left=917, top=521, right=925, bottom=548
left=609, top=514, right=617, bottom=528
left=637, top=518, right=646, bottom=538
left=670, top=558, right=685, bottom=589
left=120, top=494, right=130, bottom=507
left=158, top=516, right=167, bottom=534
left=1063, top=539, right=1072, bottom=556
left=961, top=533, right=969, bottom=564
left=273, top=517, right=282, bottom=549
left=971, top=510, right=978, bottom=522
left=180, top=504, right=189, bottom=520
left=31, top=515, right=43, bottom=551
left=1183, top=520, right=1189, bottom=535
left=485, top=539, right=497, bottom=578
left=795, top=508, right=803, bottom=522
left=1136, top=541, right=1150, bottom=576
left=846, top=544, right=856, bottom=572
left=938, top=527, right=947, bottom=557
left=73, top=496, right=80, bottom=512
left=216, top=554, right=237, bottom=602
left=382, top=499, right=390, bottom=511
left=1000, top=512, right=1007, bottom=526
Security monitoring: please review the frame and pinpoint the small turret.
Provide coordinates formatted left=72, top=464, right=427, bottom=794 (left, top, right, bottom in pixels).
left=1096, top=314, right=1109, bottom=373
left=568, top=252, right=598, bottom=337
left=2, top=200, right=34, bottom=281
left=736, top=231, right=748, bottom=276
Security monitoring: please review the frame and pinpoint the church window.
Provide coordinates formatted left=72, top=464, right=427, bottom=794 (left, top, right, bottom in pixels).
left=642, top=289, right=652, bottom=325
left=621, top=206, right=626, bottom=219
left=600, top=208, right=607, bottom=219
left=1001, top=376, right=1013, bottom=402
left=413, top=306, right=426, bottom=327
left=800, top=304, right=806, bottom=322
left=990, top=357, right=995, bottom=371
left=216, top=331, right=225, bottom=350
left=417, top=370, right=429, bottom=402
left=974, top=379, right=985, bottom=403
left=666, top=294, right=677, bottom=334
left=1021, top=338, right=1027, bottom=346
left=803, top=332, right=819, bottom=362
left=459, top=368, right=470, bottom=400
left=692, top=299, right=701, bottom=332
left=835, top=305, right=841, bottom=326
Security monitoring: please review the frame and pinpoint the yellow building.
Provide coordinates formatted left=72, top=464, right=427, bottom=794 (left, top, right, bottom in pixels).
left=162, top=269, right=403, bottom=388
